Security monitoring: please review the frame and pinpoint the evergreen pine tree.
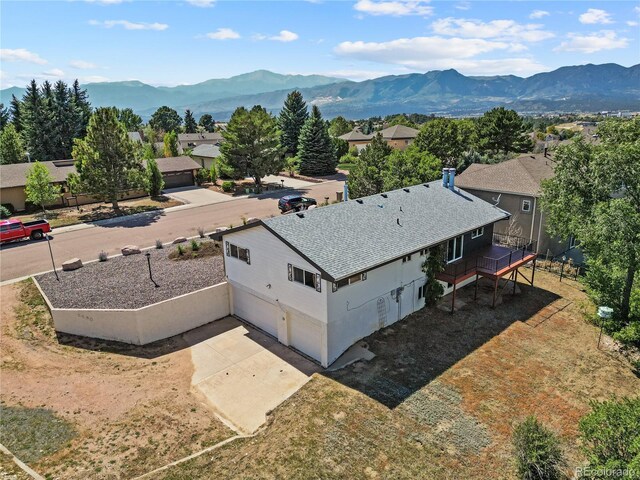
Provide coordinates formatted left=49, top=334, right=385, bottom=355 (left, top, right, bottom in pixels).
left=51, top=81, right=76, bottom=159
left=0, top=103, right=8, bottom=131
left=184, top=109, right=197, bottom=133
left=198, top=114, right=215, bottom=132
left=10, top=95, right=22, bottom=132
left=297, top=105, right=336, bottom=176
left=278, top=90, right=308, bottom=157
left=146, top=158, right=165, bottom=197
left=71, top=79, right=92, bottom=139
left=0, top=124, right=25, bottom=164
left=21, top=80, right=50, bottom=161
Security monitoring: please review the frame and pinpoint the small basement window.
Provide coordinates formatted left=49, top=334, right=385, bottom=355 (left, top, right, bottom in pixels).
left=521, top=199, right=532, bottom=213
left=333, top=272, right=366, bottom=292
left=471, top=227, right=484, bottom=239
left=418, top=284, right=425, bottom=299
left=402, top=254, right=412, bottom=263
left=226, top=242, right=250, bottom=264
left=289, top=264, right=321, bottom=292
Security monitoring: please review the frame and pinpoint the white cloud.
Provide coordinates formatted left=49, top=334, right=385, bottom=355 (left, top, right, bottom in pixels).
left=628, top=21, right=639, bottom=27
left=186, top=0, right=215, bottom=7
left=529, top=10, right=549, bottom=19
left=455, top=2, right=471, bottom=11
left=84, top=0, right=129, bottom=4
left=431, top=17, right=554, bottom=43
left=81, top=75, right=110, bottom=83
left=270, top=30, right=299, bottom=42
left=323, top=69, right=394, bottom=80
left=353, top=0, right=433, bottom=17
left=43, top=68, right=65, bottom=78
left=555, top=30, right=628, bottom=53
left=0, top=48, right=47, bottom=65
left=206, top=28, right=240, bottom=40
left=579, top=8, right=613, bottom=24
left=69, top=60, right=97, bottom=69
left=636, top=6, right=640, bottom=14
left=89, top=19, right=168, bottom=30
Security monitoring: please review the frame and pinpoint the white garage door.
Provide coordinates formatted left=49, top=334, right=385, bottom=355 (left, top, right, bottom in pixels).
left=288, top=312, right=322, bottom=363
left=232, top=288, right=279, bottom=337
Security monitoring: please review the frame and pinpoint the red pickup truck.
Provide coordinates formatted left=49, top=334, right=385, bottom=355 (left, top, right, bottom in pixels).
left=0, top=218, right=52, bottom=243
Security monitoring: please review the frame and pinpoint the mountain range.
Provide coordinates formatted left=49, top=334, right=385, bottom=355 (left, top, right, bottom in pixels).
left=2, top=64, right=638, bottom=120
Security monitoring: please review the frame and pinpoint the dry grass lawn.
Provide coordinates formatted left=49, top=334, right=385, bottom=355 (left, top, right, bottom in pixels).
left=1, top=271, right=637, bottom=479
left=157, top=271, right=638, bottom=479
left=16, top=195, right=182, bottom=229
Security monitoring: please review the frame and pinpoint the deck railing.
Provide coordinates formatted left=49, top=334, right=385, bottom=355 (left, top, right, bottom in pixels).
left=438, top=236, right=537, bottom=282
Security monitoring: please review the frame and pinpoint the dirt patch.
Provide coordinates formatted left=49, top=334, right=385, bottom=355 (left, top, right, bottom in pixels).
left=157, top=270, right=639, bottom=479
left=35, top=241, right=225, bottom=309
left=168, top=240, right=222, bottom=261
left=0, top=281, right=233, bottom=479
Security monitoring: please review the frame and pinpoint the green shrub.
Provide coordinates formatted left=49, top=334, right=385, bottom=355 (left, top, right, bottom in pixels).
left=176, top=245, right=184, bottom=256
left=209, top=163, right=217, bottom=183
left=613, top=321, right=640, bottom=348
left=190, top=239, right=200, bottom=251
left=194, top=168, right=210, bottom=186
left=578, top=397, right=640, bottom=478
left=0, top=205, right=12, bottom=219
left=155, top=239, right=163, bottom=249
left=98, top=251, right=108, bottom=262
left=221, top=181, right=235, bottom=192
left=512, top=416, right=565, bottom=480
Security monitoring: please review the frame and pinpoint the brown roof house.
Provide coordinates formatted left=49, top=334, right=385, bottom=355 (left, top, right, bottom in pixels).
left=338, top=125, right=419, bottom=151
left=0, top=156, right=201, bottom=211
left=456, top=152, right=581, bottom=260
left=178, top=132, right=223, bottom=151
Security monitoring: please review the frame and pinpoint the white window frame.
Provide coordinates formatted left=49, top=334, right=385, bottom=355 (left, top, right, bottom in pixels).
left=332, top=272, right=367, bottom=292
left=225, top=241, right=250, bottom=264
left=521, top=199, right=532, bottom=213
left=569, top=235, right=577, bottom=249
left=446, top=235, right=464, bottom=264
left=402, top=254, right=412, bottom=263
left=471, top=227, right=484, bottom=239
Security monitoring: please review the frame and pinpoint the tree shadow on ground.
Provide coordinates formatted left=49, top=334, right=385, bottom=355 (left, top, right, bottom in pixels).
left=93, top=208, right=166, bottom=228
left=324, top=277, right=561, bottom=409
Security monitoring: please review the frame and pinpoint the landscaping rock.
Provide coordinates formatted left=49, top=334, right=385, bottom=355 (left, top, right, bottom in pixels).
left=121, top=245, right=141, bottom=256
left=62, top=258, right=83, bottom=271
left=172, top=237, right=187, bottom=244
left=246, top=218, right=259, bottom=224
left=215, top=227, right=228, bottom=233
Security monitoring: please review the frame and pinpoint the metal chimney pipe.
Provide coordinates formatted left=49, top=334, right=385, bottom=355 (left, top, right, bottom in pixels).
left=448, top=168, right=456, bottom=190
left=442, top=168, right=449, bottom=188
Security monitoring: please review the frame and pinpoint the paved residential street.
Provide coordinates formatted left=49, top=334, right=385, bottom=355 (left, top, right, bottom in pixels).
left=0, top=180, right=344, bottom=282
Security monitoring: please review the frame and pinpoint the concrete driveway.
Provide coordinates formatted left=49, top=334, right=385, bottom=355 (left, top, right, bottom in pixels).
left=164, top=186, right=232, bottom=206
left=261, top=175, right=317, bottom=189
left=185, top=317, right=320, bottom=433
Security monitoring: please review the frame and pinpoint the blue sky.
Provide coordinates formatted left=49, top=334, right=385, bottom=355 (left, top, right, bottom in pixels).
left=1, top=0, right=639, bottom=88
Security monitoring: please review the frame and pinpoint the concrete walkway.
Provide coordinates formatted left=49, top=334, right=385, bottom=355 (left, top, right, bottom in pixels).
left=186, top=317, right=320, bottom=434
left=261, top=175, right=317, bottom=189
left=163, top=186, right=233, bottom=207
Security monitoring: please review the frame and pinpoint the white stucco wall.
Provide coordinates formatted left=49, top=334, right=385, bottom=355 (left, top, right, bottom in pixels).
left=43, top=282, right=230, bottom=345
left=326, top=252, right=428, bottom=365
left=222, top=226, right=328, bottom=321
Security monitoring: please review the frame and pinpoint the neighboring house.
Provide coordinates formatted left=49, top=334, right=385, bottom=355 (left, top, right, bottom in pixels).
left=338, top=125, right=419, bottom=151
left=214, top=173, right=516, bottom=367
left=191, top=144, right=221, bottom=170
left=379, top=125, right=419, bottom=150
left=455, top=152, right=580, bottom=261
left=128, top=131, right=143, bottom=143
left=177, top=132, right=223, bottom=151
left=338, top=129, right=373, bottom=149
left=0, top=156, right=201, bottom=211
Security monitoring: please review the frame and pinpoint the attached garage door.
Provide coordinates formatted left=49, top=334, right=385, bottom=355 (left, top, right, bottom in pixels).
left=232, top=288, right=279, bottom=337
left=163, top=171, right=194, bottom=188
left=288, top=311, right=322, bottom=363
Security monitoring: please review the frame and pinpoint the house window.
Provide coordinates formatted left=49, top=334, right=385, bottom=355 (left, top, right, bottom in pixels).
left=446, top=235, right=463, bottom=263
left=225, top=242, right=250, bottom=264
left=471, top=227, right=484, bottom=239
left=333, top=272, right=366, bottom=292
left=521, top=199, right=532, bottom=213
left=418, top=284, right=426, bottom=300
left=419, top=249, right=427, bottom=256
left=289, top=264, right=321, bottom=292
left=402, top=254, right=412, bottom=263
left=569, top=235, right=577, bottom=249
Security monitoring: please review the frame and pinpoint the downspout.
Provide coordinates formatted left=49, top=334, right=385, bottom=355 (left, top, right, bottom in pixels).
left=536, top=209, right=544, bottom=254
left=529, top=197, right=537, bottom=243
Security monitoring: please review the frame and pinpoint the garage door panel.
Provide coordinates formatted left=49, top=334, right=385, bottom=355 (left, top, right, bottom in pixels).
left=233, top=288, right=278, bottom=337
left=288, top=313, right=322, bottom=362
left=163, top=172, right=194, bottom=188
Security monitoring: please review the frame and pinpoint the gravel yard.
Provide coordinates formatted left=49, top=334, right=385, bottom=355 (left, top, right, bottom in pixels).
left=36, top=242, right=225, bottom=309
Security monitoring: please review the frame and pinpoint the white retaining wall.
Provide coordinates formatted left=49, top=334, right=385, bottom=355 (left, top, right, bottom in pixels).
left=36, top=281, right=230, bottom=345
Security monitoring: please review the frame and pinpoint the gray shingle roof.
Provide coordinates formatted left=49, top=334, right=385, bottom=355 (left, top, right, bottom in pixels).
left=257, top=181, right=509, bottom=280
left=151, top=156, right=201, bottom=173
left=455, top=153, right=555, bottom=197
left=191, top=144, right=221, bottom=158
left=338, top=129, right=373, bottom=141
left=178, top=132, right=223, bottom=143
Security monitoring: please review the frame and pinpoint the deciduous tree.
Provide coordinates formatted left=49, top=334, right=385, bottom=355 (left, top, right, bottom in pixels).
left=220, top=105, right=284, bottom=189
left=198, top=114, right=215, bottom=132
left=25, top=162, right=60, bottom=216
left=347, top=133, right=392, bottom=198
left=382, top=144, right=441, bottom=191
left=297, top=105, right=336, bottom=176
left=149, top=106, right=182, bottom=133
left=279, top=90, right=308, bottom=157
left=73, top=107, right=147, bottom=211
left=415, top=118, right=466, bottom=168
left=163, top=131, right=179, bottom=157
left=477, top=107, right=532, bottom=155
left=117, top=108, right=143, bottom=132
left=328, top=115, right=353, bottom=137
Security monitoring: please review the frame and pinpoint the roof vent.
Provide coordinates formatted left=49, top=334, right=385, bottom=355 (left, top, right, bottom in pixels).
left=356, top=199, right=363, bottom=204
left=423, top=183, right=430, bottom=188
left=403, top=188, right=410, bottom=193
left=296, top=213, right=305, bottom=218
left=397, top=218, right=401, bottom=226
left=381, top=193, right=388, bottom=198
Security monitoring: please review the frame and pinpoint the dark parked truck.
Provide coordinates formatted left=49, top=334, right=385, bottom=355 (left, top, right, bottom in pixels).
left=0, top=218, right=51, bottom=243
